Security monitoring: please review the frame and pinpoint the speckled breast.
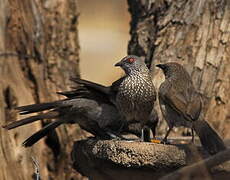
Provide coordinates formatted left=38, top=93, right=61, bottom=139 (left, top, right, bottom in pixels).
left=116, top=75, right=156, bottom=122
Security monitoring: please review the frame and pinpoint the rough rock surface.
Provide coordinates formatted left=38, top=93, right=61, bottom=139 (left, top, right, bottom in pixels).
left=71, top=138, right=211, bottom=180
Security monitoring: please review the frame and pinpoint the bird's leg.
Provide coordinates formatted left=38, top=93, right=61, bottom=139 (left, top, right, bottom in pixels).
left=151, top=127, right=156, bottom=140
left=161, top=127, right=172, bottom=144
left=117, top=120, right=126, bottom=134
left=190, top=128, right=195, bottom=144
left=105, top=120, right=130, bottom=141
left=140, top=123, right=145, bottom=142
left=141, top=128, right=144, bottom=141
left=141, top=126, right=151, bottom=142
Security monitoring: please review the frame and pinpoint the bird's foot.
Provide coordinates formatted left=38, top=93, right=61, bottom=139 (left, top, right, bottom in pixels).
left=189, top=138, right=195, bottom=145
left=106, top=132, right=128, bottom=141
left=150, top=138, right=161, bottom=144
left=160, top=138, right=170, bottom=145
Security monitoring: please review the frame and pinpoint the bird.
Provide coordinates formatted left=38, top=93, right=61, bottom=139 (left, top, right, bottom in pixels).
left=156, top=62, right=226, bottom=155
left=124, top=108, right=158, bottom=141
left=71, top=55, right=158, bottom=141
left=2, top=85, right=158, bottom=147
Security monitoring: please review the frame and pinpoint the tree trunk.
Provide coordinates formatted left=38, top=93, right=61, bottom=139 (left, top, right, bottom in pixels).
left=0, top=0, right=85, bottom=179
left=127, top=0, right=230, bottom=139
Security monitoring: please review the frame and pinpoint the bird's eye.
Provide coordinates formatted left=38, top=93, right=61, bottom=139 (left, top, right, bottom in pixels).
left=128, top=58, right=135, bottom=63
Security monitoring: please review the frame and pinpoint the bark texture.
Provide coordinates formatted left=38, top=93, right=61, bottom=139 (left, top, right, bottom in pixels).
left=0, top=0, right=85, bottom=179
left=127, top=0, right=230, bottom=138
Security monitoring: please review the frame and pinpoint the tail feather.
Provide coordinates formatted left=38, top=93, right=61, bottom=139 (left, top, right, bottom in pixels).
left=70, top=78, right=110, bottom=95
left=193, top=120, right=226, bottom=155
left=23, top=120, right=63, bottom=147
left=57, top=88, right=89, bottom=98
left=57, top=90, right=80, bottom=98
left=16, top=101, right=61, bottom=115
left=2, top=111, right=59, bottom=130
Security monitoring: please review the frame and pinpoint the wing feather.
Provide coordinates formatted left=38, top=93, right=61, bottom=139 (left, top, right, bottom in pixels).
left=160, top=83, right=202, bottom=121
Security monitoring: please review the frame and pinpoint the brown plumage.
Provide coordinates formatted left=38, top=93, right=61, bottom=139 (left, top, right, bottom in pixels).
left=157, top=62, right=226, bottom=155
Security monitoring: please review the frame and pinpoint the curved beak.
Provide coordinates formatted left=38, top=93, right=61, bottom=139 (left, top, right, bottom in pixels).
left=156, top=64, right=165, bottom=69
left=115, top=61, right=122, bottom=67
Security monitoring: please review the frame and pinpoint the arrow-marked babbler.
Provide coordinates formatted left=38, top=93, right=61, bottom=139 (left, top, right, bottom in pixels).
left=157, top=62, right=226, bottom=154
left=2, top=79, right=158, bottom=146
left=72, top=55, right=158, bottom=141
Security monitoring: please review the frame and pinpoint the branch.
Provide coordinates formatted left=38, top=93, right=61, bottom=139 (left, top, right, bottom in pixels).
left=160, top=148, right=230, bottom=180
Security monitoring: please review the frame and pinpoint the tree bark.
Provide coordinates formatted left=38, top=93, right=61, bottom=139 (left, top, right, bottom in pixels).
left=127, top=0, right=230, bottom=138
left=0, top=0, right=85, bottom=179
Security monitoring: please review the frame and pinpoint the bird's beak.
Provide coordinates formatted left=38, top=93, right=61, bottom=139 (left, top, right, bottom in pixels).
left=115, top=61, right=122, bottom=67
left=156, top=64, right=164, bottom=69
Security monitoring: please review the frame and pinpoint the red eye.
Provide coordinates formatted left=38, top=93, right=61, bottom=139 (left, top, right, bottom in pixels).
left=128, top=58, right=135, bottom=63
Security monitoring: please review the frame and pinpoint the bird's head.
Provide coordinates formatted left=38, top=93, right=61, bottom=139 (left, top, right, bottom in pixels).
left=156, top=62, right=186, bottom=79
left=115, top=55, right=148, bottom=75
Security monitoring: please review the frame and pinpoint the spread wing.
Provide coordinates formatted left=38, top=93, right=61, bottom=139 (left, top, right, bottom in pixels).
left=160, top=83, right=202, bottom=121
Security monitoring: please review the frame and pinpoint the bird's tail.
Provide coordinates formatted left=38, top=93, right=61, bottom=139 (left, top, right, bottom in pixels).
left=2, top=111, right=59, bottom=130
left=193, top=120, right=226, bottom=155
left=16, top=101, right=62, bottom=115
left=70, top=77, right=110, bottom=95
left=22, top=120, right=63, bottom=147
